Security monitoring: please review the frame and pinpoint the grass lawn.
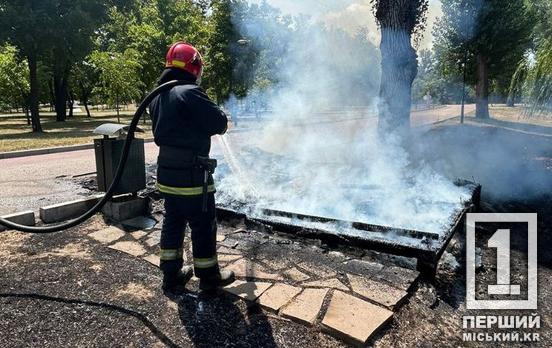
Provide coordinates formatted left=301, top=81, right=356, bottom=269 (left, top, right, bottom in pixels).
left=486, top=104, right=552, bottom=126
left=0, top=112, right=152, bottom=153
left=0, top=105, right=549, bottom=153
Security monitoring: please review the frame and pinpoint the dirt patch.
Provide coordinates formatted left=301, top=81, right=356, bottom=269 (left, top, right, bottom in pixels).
left=32, top=242, right=92, bottom=261
left=89, top=263, right=104, bottom=273
left=0, top=231, right=30, bottom=265
left=114, top=282, right=155, bottom=302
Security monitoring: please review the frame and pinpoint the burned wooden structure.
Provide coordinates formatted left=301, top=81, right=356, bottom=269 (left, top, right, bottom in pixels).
left=217, top=180, right=481, bottom=277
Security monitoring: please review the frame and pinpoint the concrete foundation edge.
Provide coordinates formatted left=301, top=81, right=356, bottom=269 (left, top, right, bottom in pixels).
left=0, top=211, right=36, bottom=232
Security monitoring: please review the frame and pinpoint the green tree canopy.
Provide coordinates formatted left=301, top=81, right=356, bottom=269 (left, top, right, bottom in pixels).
left=0, top=45, right=29, bottom=112
left=509, top=0, right=552, bottom=114
left=98, top=0, right=208, bottom=96
left=70, top=59, right=99, bottom=117
left=434, top=0, right=533, bottom=118
left=90, top=49, right=143, bottom=121
left=0, top=0, right=134, bottom=130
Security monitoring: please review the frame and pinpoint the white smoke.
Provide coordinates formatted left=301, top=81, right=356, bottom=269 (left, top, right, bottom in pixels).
left=249, top=0, right=443, bottom=50
left=214, top=0, right=472, bottom=235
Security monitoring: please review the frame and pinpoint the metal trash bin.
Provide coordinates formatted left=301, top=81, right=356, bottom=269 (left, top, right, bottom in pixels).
left=93, top=123, right=146, bottom=195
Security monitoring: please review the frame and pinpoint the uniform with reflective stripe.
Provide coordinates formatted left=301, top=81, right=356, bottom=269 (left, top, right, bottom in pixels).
left=193, top=256, right=218, bottom=269
left=157, top=183, right=215, bottom=196
left=160, top=248, right=184, bottom=261
left=149, top=71, right=227, bottom=279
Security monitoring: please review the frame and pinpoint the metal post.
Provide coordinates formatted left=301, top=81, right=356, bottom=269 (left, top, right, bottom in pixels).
left=460, top=49, right=468, bottom=124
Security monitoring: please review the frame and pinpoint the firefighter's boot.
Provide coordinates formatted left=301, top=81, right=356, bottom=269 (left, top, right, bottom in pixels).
left=199, top=270, right=236, bottom=292
left=162, top=266, right=193, bottom=295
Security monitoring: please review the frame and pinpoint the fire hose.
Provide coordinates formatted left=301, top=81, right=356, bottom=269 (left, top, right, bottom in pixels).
left=0, top=80, right=190, bottom=234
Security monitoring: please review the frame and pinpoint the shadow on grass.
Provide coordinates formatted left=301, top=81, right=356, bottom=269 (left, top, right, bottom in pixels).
left=471, top=117, right=552, bottom=136
left=414, top=121, right=552, bottom=200
left=0, top=130, right=96, bottom=140
left=0, top=115, right=151, bottom=144
left=178, top=292, right=277, bottom=348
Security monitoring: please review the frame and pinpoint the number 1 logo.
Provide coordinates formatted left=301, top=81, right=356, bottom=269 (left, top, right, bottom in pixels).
left=466, top=213, right=537, bottom=310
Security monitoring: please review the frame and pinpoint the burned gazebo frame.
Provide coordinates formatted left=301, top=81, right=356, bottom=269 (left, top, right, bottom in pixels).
left=217, top=180, right=481, bottom=277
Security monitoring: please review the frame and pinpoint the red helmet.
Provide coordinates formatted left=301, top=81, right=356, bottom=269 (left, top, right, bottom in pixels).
left=165, top=42, right=203, bottom=80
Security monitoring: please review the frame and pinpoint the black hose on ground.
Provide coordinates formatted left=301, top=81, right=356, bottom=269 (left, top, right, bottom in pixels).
left=0, top=80, right=188, bottom=233
left=0, top=292, right=181, bottom=348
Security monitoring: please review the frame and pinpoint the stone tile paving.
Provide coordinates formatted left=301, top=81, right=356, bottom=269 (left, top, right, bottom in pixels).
left=257, top=283, right=302, bottom=312
left=280, top=288, right=330, bottom=325
left=130, top=230, right=148, bottom=240
left=108, top=241, right=147, bottom=257
left=88, top=227, right=125, bottom=244
left=143, top=254, right=160, bottom=267
left=218, top=254, right=242, bottom=265
left=223, top=280, right=272, bottom=301
left=303, top=278, right=349, bottom=292
left=217, top=245, right=243, bottom=255
left=223, top=258, right=284, bottom=281
left=86, top=222, right=421, bottom=346
left=283, top=267, right=311, bottom=282
left=297, top=262, right=338, bottom=278
left=348, top=274, right=408, bottom=309
left=322, top=291, right=394, bottom=345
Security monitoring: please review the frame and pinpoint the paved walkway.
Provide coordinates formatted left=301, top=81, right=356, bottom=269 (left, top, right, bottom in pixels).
left=0, top=217, right=420, bottom=347
left=88, top=219, right=419, bottom=345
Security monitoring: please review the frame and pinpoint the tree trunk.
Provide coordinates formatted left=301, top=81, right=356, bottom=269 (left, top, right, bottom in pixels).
left=27, top=53, right=42, bottom=132
left=83, top=99, right=91, bottom=117
left=79, top=82, right=92, bottom=117
left=48, top=79, right=55, bottom=112
left=378, top=28, right=417, bottom=134
left=375, top=0, right=419, bottom=137
left=475, top=54, right=490, bottom=119
left=53, top=52, right=70, bottom=122
left=68, top=91, right=75, bottom=118
left=20, top=89, right=31, bottom=126
left=25, top=106, right=30, bottom=125
left=506, top=92, right=515, bottom=107
left=116, top=91, right=120, bottom=123
left=53, top=74, right=68, bottom=122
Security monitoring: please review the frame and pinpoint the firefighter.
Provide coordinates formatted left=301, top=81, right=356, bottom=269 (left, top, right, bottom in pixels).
left=149, top=42, right=235, bottom=294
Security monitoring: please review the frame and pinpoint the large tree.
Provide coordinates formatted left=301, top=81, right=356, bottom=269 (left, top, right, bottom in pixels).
left=98, top=0, right=208, bottom=97
left=0, top=0, right=132, bottom=130
left=90, top=49, right=143, bottom=122
left=509, top=0, right=552, bottom=114
left=70, top=59, right=98, bottom=117
left=204, top=0, right=238, bottom=103
left=412, top=49, right=468, bottom=105
left=0, top=0, right=54, bottom=132
left=373, top=0, right=429, bottom=135
left=0, top=45, right=29, bottom=117
left=48, top=0, right=128, bottom=122
left=434, top=0, right=532, bottom=119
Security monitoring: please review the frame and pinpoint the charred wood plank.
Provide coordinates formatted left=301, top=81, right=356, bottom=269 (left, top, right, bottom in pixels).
left=260, top=208, right=439, bottom=240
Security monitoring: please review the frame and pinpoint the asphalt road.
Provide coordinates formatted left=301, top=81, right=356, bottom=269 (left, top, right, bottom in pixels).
left=0, top=143, right=161, bottom=215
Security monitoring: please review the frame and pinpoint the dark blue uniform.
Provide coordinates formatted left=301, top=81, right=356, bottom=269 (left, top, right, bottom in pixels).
left=149, top=82, right=227, bottom=279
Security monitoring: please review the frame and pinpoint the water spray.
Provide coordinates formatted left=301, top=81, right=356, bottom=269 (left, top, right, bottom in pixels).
left=217, top=133, right=259, bottom=200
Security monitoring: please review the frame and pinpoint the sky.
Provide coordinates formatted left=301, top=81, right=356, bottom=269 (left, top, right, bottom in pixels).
left=252, top=0, right=443, bottom=50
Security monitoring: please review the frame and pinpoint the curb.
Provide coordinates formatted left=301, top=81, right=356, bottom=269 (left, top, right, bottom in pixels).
left=0, top=211, right=36, bottom=232
left=1, top=193, right=147, bottom=230
left=39, top=195, right=105, bottom=224
left=0, top=138, right=155, bottom=160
